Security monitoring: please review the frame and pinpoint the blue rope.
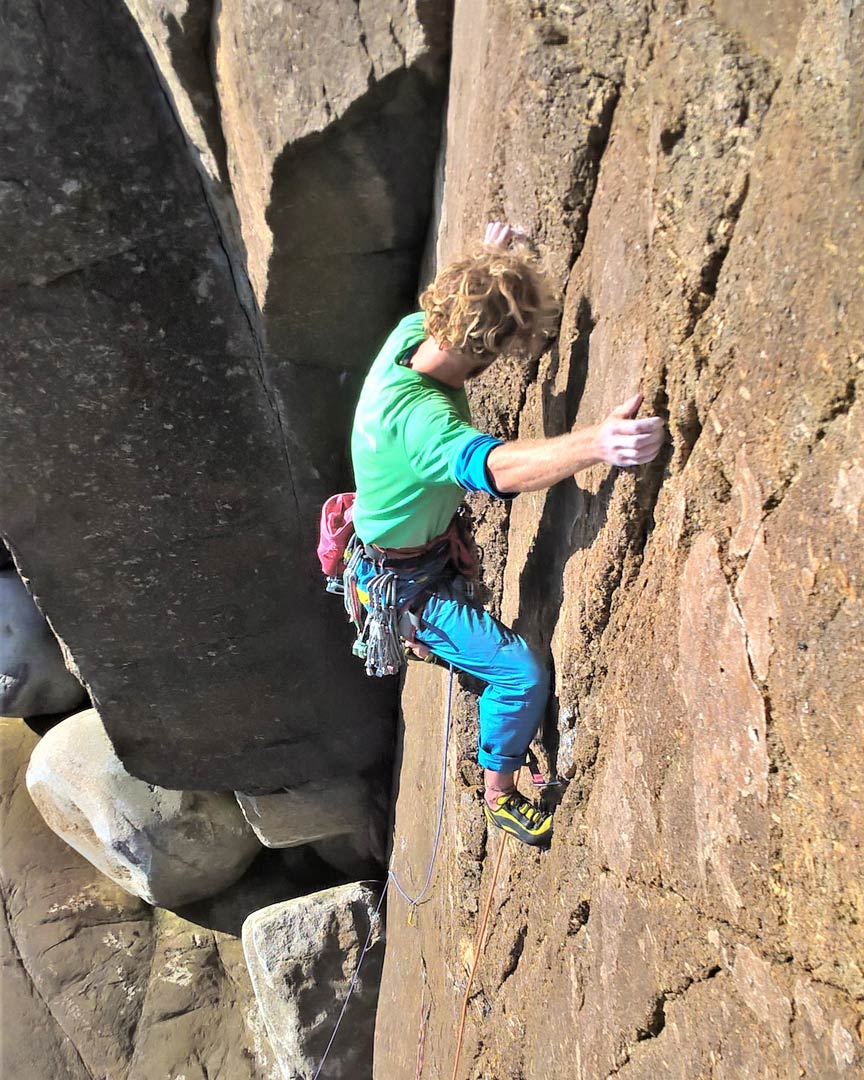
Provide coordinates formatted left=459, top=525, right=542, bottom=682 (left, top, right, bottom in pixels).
left=311, top=883, right=388, bottom=1080
left=388, top=665, right=454, bottom=907
left=310, top=665, right=455, bottom=1078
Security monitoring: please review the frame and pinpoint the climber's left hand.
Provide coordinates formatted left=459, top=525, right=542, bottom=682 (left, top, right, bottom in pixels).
left=484, top=221, right=512, bottom=248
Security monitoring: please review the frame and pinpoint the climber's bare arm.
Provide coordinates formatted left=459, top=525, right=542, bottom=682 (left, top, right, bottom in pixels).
left=480, top=223, right=665, bottom=491
left=487, top=394, right=665, bottom=494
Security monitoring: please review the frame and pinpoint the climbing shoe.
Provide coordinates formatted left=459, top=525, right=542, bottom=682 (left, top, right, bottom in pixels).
left=483, top=792, right=553, bottom=846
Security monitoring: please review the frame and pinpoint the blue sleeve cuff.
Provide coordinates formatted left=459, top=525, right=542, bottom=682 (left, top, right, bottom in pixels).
left=453, top=434, right=516, bottom=501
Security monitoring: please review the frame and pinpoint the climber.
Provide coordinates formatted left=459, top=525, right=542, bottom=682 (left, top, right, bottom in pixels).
left=349, top=222, right=665, bottom=845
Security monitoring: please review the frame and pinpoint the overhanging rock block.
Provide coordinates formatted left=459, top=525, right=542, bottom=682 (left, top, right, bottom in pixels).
left=0, top=0, right=397, bottom=791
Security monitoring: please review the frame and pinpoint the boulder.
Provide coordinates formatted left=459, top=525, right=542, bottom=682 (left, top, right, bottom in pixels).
left=0, top=567, right=87, bottom=716
left=236, top=776, right=369, bottom=846
left=1, top=715, right=281, bottom=1079
left=236, top=774, right=387, bottom=867
left=26, top=708, right=261, bottom=907
left=243, top=882, right=384, bottom=1079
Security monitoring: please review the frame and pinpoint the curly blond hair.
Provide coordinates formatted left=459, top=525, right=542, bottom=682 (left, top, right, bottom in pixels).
left=419, top=243, right=558, bottom=362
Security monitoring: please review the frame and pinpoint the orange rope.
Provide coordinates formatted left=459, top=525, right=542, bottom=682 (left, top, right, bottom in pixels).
left=450, top=829, right=509, bottom=1080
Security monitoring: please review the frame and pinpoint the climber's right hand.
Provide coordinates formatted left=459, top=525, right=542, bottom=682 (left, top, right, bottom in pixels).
left=592, top=393, right=665, bottom=468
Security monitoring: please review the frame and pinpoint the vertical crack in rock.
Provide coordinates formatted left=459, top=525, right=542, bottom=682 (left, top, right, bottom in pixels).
left=758, top=372, right=859, bottom=518
left=564, top=84, right=623, bottom=281
left=605, top=965, right=724, bottom=1077
left=125, top=924, right=169, bottom=1079
left=160, top=0, right=230, bottom=186
left=387, top=16, right=407, bottom=66
left=685, top=77, right=782, bottom=333
left=634, top=992, right=667, bottom=1041
left=354, top=0, right=376, bottom=86
left=498, top=921, right=528, bottom=988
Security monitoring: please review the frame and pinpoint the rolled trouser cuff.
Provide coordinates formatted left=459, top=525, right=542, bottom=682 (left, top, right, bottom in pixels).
left=477, top=748, right=527, bottom=774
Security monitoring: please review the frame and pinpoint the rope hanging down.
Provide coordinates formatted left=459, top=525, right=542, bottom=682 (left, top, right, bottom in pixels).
left=311, top=666, right=455, bottom=1079
left=311, top=884, right=388, bottom=1080
left=388, top=664, right=455, bottom=913
left=450, top=828, right=509, bottom=1080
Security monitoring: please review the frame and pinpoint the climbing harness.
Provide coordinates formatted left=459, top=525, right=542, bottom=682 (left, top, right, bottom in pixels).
left=320, top=491, right=479, bottom=680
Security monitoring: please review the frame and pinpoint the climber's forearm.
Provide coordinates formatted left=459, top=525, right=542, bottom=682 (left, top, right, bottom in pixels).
left=486, top=428, right=600, bottom=494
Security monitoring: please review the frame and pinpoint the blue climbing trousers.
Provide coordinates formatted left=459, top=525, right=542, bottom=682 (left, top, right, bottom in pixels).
left=414, top=578, right=549, bottom=773
left=355, top=555, right=548, bottom=774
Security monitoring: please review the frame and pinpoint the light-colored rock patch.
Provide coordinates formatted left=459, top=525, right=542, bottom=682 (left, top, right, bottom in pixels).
left=243, top=882, right=384, bottom=1079
left=0, top=567, right=87, bottom=716
left=26, top=708, right=261, bottom=906
left=236, top=775, right=370, bottom=847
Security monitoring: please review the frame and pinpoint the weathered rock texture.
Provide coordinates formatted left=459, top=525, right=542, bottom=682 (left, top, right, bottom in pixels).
left=376, top=2, right=864, bottom=1078
left=123, top=0, right=452, bottom=502
left=0, top=0, right=403, bottom=791
left=27, top=708, right=260, bottom=906
left=236, top=774, right=387, bottom=860
left=0, top=717, right=287, bottom=1080
left=0, top=567, right=87, bottom=716
left=243, top=882, right=384, bottom=1080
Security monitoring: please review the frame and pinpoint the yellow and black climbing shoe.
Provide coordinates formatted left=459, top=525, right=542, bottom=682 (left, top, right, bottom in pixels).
left=484, top=792, right=553, bottom=846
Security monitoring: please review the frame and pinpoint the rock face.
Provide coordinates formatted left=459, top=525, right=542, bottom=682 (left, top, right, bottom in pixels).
left=375, top=2, right=864, bottom=1078
left=0, top=717, right=282, bottom=1080
left=236, top=774, right=388, bottom=874
left=0, top=567, right=87, bottom=716
left=123, top=0, right=452, bottom=504
left=4, top=0, right=862, bottom=1076
left=26, top=708, right=261, bottom=907
left=243, top=882, right=384, bottom=1080
left=0, top=0, right=402, bottom=791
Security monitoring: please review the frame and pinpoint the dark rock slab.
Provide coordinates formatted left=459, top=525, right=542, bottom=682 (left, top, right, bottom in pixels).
left=0, top=0, right=394, bottom=790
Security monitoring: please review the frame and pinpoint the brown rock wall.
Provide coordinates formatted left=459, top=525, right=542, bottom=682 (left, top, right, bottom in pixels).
left=376, top=1, right=863, bottom=1076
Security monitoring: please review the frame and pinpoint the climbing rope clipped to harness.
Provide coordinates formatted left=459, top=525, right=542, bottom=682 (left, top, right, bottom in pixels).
left=319, top=492, right=481, bottom=680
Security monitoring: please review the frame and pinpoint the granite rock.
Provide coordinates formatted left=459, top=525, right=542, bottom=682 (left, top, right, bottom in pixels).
left=243, top=882, right=384, bottom=1080
left=0, top=567, right=87, bottom=716
left=0, top=716, right=281, bottom=1080
left=26, top=708, right=261, bottom=907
